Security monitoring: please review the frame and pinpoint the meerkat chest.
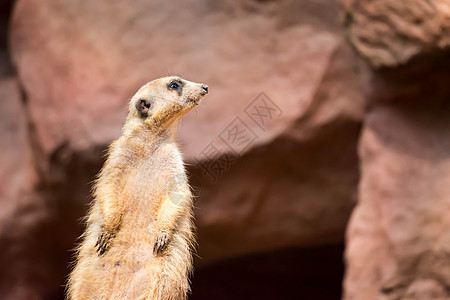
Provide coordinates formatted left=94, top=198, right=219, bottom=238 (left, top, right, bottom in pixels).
left=121, top=144, right=186, bottom=211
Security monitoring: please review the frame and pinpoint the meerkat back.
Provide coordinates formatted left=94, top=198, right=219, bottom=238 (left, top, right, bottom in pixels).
left=67, top=76, right=208, bottom=300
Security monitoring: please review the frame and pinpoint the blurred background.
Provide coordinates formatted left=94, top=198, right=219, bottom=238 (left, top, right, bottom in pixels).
left=0, top=0, right=449, bottom=299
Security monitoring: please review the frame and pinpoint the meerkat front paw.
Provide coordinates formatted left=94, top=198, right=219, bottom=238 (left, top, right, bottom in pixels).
left=95, top=227, right=115, bottom=255
left=153, top=231, right=171, bottom=255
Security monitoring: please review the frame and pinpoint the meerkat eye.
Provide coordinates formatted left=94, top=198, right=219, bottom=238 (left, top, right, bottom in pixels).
left=169, top=82, right=179, bottom=89
left=167, top=80, right=183, bottom=93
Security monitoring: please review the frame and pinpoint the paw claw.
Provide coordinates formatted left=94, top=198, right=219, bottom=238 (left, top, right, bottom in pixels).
left=153, top=231, right=171, bottom=256
left=96, top=228, right=114, bottom=255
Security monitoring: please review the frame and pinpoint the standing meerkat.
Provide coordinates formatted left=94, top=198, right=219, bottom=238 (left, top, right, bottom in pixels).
left=67, top=76, right=208, bottom=300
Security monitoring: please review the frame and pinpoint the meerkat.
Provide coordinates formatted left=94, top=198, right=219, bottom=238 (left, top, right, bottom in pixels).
left=67, top=76, right=208, bottom=300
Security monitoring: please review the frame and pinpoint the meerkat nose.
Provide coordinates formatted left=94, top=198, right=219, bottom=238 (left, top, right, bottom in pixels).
left=201, top=85, right=208, bottom=94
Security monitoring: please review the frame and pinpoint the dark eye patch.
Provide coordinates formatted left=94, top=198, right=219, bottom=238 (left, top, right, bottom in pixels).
left=136, top=98, right=151, bottom=118
left=167, top=80, right=183, bottom=95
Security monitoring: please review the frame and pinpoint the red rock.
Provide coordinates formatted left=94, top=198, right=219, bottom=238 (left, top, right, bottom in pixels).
left=344, top=103, right=450, bottom=300
left=340, top=0, right=450, bottom=68
left=191, top=40, right=368, bottom=262
left=0, top=75, right=48, bottom=299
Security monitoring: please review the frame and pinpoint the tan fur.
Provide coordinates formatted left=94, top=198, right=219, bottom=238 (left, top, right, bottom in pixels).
left=67, top=77, right=208, bottom=300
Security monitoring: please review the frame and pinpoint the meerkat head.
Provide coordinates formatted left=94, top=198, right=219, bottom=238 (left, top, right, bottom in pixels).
left=127, top=76, right=208, bottom=132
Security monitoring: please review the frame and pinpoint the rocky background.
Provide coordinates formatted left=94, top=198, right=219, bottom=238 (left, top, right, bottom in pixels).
left=0, top=0, right=448, bottom=299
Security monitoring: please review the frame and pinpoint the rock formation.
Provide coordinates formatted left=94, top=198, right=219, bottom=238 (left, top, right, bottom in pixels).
left=0, top=0, right=448, bottom=299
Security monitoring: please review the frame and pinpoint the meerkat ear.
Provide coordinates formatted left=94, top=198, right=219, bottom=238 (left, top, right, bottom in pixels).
left=136, top=99, right=151, bottom=118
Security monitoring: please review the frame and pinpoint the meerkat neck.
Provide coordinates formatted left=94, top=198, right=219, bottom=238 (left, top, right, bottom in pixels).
left=121, top=118, right=178, bottom=154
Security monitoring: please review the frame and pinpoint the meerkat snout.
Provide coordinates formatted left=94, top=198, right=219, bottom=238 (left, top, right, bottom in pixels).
left=201, top=85, right=208, bottom=94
